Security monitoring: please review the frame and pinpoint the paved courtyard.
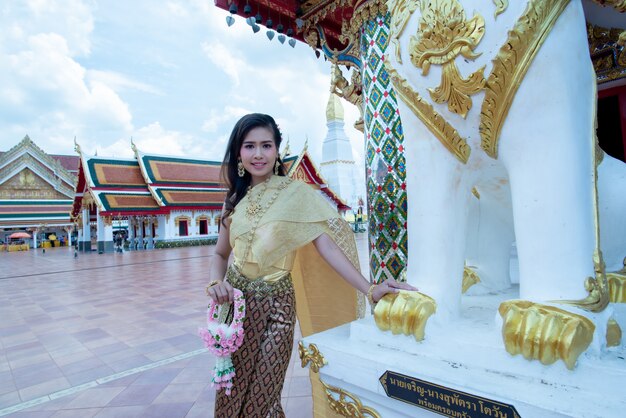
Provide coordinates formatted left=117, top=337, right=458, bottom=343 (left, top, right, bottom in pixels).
left=0, top=234, right=369, bottom=418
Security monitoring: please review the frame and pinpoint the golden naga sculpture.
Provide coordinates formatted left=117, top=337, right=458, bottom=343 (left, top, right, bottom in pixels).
left=374, top=290, right=436, bottom=341
left=330, top=64, right=365, bottom=131
left=409, top=0, right=486, bottom=118
left=499, top=300, right=595, bottom=370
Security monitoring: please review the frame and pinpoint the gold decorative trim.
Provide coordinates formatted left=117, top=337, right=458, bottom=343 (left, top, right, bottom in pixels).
left=340, top=0, right=388, bottom=48
left=388, top=0, right=420, bottom=64
left=408, top=0, right=487, bottom=118
left=462, top=266, right=481, bottom=293
left=173, top=215, right=191, bottom=228
left=498, top=300, right=595, bottom=370
left=588, top=23, right=626, bottom=84
left=606, top=319, right=622, bottom=347
left=385, top=61, right=471, bottom=163
left=471, top=186, right=480, bottom=199
left=374, top=290, right=437, bottom=341
left=321, top=380, right=381, bottom=418
left=298, top=341, right=327, bottom=373
left=480, top=0, right=571, bottom=159
left=493, top=0, right=509, bottom=18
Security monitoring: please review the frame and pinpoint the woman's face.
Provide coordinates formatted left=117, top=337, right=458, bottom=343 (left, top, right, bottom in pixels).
left=239, top=126, right=278, bottom=186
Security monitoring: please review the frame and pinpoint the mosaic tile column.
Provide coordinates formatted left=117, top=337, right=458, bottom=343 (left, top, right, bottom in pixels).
left=361, top=14, right=408, bottom=284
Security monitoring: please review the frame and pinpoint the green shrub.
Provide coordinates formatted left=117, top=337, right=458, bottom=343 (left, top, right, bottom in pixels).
left=154, top=238, right=218, bottom=249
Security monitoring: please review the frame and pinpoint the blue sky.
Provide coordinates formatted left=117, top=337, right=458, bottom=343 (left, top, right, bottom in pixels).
left=0, top=0, right=364, bottom=167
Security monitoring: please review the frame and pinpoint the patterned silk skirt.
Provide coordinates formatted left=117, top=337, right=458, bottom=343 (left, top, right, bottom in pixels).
left=214, top=265, right=296, bottom=418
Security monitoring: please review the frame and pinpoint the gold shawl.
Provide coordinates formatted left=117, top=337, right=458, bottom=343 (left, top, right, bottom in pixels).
left=229, top=176, right=365, bottom=336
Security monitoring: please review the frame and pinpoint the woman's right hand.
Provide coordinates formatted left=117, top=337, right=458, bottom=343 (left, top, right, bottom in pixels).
left=206, top=281, right=235, bottom=305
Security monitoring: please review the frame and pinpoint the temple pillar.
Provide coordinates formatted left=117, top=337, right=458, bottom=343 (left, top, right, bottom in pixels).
left=146, top=218, right=154, bottom=249
left=97, top=209, right=114, bottom=253
left=128, top=217, right=136, bottom=250
left=361, top=12, right=408, bottom=284
left=33, top=230, right=38, bottom=249
left=79, top=208, right=91, bottom=252
left=65, top=226, right=73, bottom=247
left=136, top=217, right=144, bottom=250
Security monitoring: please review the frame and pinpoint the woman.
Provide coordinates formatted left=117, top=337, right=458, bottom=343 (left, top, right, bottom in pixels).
left=206, top=113, right=413, bottom=417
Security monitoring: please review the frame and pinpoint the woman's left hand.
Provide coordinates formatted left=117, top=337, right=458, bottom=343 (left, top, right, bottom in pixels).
left=371, top=278, right=418, bottom=304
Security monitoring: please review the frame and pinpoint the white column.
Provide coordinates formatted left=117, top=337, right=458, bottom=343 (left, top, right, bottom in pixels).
left=96, top=209, right=114, bottom=253
left=81, top=208, right=91, bottom=252
left=33, top=231, right=38, bottom=249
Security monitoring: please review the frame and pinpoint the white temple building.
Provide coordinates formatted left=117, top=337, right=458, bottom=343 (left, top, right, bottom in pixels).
left=320, top=92, right=366, bottom=218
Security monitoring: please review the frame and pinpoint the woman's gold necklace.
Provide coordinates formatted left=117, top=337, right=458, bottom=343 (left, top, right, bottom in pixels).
left=239, top=176, right=292, bottom=265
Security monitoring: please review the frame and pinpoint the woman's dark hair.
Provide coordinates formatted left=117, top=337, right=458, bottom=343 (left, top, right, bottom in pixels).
left=221, top=113, right=285, bottom=223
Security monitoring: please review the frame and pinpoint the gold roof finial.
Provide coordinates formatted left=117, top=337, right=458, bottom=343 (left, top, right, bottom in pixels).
left=281, top=137, right=291, bottom=159
left=73, top=136, right=82, bottom=155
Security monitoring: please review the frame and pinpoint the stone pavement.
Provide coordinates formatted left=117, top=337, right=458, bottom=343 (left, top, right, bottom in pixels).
left=0, top=233, right=370, bottom=417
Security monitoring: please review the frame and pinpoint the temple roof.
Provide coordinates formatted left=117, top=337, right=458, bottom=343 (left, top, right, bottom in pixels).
left=284, top=146, right=350, bottom=211
left=72, top=139, right=349, bottom=217
left=134, top=147, right=226, bottom=208
left=0, top=136, right=77, bottom=198
left=213, top=0, right=375, bottom=67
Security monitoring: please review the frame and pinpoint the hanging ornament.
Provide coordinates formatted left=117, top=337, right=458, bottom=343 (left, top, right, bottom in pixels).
left=266, top=30, right=275, bottom=41
left=278, top=34, right=286, bottom=44
left=288, top=38, right=296, bottom=48
left=226, top=15, right=235, bottom=26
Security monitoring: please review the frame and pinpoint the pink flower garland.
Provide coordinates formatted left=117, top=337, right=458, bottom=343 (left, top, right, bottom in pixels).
left=199, top=288, right=245, bottom=395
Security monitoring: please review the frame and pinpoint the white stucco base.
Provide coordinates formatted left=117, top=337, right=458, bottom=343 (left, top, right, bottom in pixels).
left=302, top=288, right=626, bottom=418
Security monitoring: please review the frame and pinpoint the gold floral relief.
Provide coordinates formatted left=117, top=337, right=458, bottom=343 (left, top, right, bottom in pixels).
left=480, top=0, right=571, bottom=159
left=385, top=61, right=471, bottom=163
left=388, top=0, right=420, bottom=64
left=408, top=0, right=486, bottom=118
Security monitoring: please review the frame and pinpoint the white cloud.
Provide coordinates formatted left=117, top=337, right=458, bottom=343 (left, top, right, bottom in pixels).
left=201, top=40, right=246, bottom=86
left=87, top=70, right=163, bottom=95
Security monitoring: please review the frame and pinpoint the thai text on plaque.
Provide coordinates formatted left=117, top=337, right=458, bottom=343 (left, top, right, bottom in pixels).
left=379, top=370, right=520, bottom=418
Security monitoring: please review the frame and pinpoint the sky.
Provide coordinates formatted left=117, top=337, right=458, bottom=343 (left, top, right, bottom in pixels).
left=0, top=0, right=364, bottom=170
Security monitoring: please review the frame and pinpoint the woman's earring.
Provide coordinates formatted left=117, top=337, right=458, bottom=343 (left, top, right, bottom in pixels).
left=274, top=160, right=280, bottom=175
left=237, top=160, right=245, bottom=177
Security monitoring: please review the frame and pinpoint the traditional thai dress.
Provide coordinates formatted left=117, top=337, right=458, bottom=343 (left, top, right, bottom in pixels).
left=214, top=175, right=365, bottom=418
